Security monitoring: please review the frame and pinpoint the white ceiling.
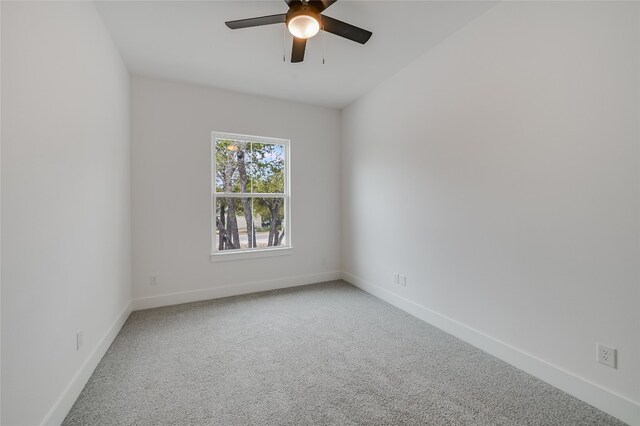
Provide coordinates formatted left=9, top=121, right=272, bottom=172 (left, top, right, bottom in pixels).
left=96, top=1, right=495, bottom=108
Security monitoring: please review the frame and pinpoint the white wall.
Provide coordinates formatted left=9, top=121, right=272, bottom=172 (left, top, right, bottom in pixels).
left=1, top=2, right=131, bottom=425
left=341, top=1, right=639, bottom=423
left=131, top=76, right=340, bottom=307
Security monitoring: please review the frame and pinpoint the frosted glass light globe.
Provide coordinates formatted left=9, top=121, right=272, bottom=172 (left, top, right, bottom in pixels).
left=287, top=15, right=320, bottom=39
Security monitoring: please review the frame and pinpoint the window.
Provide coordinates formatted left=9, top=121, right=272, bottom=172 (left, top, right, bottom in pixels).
left=211, top=132, right=290, bottom=259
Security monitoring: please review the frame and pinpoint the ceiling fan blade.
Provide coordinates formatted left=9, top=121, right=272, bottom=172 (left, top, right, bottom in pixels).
left=291, top=37, right=307, bottom=63
left=284, top=0, right=302, bottom=6
left=321, top=15, right=372, bottom=44
left=225, top=14, right=286, bottom=30
left=308, top=0, right=337, bottom=12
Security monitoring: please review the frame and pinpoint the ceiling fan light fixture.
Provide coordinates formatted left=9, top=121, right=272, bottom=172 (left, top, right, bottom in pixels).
left=286, top=6, right=321, bottom=39
left=287, top=15, right=320, bottom=39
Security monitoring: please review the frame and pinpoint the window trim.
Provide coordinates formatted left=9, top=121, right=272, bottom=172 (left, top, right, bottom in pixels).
left=210, top=132, right=291, bottom=259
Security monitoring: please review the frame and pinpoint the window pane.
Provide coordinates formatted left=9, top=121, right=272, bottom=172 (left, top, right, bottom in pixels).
left=254, top=197, right=286, bottom=247
left=250, top=143, right=285, bottom=193
left=215, top=139, right=252, bottom=193
left=212, top=133, right=289, bottom=255
left=215, top=197, right=258, bottom=250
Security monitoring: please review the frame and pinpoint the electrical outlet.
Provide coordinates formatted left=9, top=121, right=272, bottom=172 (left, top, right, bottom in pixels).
left=394, top=274, right=400, bottom=285
left=597, top=343, right=616, bottom=369
left=150, top=276, right=157, bottom=286
left=76, top=331, right=84, bottom=351
left=321, top=257, right=327, bottom=266
left=401, top=275, right=407, bottom=287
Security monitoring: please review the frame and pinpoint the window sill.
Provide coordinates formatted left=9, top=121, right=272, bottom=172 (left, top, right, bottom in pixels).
left=210, top=247, right=293, bottom=263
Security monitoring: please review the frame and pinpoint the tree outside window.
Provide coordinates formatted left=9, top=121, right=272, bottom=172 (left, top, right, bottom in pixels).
left=212, top=133, right=289, bottom=254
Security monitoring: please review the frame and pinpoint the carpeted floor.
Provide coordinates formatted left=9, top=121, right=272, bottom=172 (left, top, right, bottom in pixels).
left=63, top=281, right=624, bottom=425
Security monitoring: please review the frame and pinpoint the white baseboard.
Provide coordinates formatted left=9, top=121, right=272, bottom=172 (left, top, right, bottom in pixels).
left=40, top=301, right=132, bottom=426
left=341, top=271, right=640, bottom=426
left=132, top=271, right=342, bottom=311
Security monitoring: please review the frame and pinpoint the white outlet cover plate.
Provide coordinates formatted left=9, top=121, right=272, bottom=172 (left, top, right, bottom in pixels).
left=597, top=343, right=616, bottom=369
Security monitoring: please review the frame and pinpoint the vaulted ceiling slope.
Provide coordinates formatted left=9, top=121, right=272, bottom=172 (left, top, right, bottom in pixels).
left=96, top=1, right=495, bottom=108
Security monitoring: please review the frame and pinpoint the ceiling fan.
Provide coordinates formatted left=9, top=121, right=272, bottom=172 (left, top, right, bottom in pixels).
left=225, top=0, right=372, bottom=63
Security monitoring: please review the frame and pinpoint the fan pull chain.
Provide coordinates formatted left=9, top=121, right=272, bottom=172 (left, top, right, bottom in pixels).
left=322, top=25, right=326, bottom=64
left=282, top=24, right=286, bottom=62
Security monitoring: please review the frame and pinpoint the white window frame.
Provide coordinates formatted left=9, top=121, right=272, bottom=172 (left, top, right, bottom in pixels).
left=211, top=132, right=292, bottom=262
